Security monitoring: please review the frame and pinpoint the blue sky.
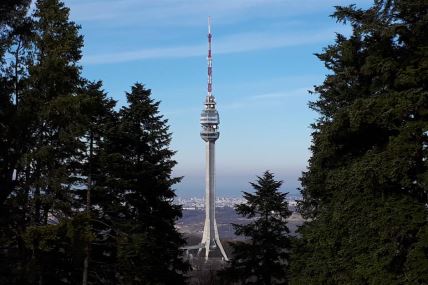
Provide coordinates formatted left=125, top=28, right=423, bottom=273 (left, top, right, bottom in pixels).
left=64, top=0, right=371, bottom=198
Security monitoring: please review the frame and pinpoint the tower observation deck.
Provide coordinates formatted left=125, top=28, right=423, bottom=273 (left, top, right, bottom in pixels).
left=200, top=96, right=219, bottom=141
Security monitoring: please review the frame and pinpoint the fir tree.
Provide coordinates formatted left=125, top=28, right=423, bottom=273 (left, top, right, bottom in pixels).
left=291, top=1, right=428, bottom=284
left=79, top=81, right=117, bottom=285
left=93, top=83, right=189, bottom=284
left=221, top=171, right=291, bottom=285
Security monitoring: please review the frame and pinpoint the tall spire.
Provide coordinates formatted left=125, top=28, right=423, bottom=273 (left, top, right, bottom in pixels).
left=199, top=17, right=228, bottom=261
left=182, top=17, right=227, bottom=262
left=207, top=16, right=213, bottom=97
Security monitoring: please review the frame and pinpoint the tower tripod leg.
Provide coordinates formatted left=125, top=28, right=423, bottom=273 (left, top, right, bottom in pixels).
left=214, top=219, right=228, bottom=261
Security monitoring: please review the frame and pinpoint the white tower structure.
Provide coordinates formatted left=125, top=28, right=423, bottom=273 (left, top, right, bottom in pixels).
left=199, top=17, right=228, bottom=261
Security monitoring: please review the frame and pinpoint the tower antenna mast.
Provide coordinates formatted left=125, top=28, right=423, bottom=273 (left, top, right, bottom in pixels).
left=208, top=16, right=212, bottom=97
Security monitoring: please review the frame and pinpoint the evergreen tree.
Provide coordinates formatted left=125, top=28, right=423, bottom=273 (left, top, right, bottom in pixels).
left=78, top=81, right=117, bottom=285
left=92, top=83, right=189, bottom=284
left=0, top=0, right=88, bottom=283
left=221, top=171, right=291, bottom=285
left=2, top=1, right=190, bottom=284
left=0, top=0, right=31, bottom=206
left=0, top=1, right=33, bottom=283
left=291, top=1, right=428, bottom=284
left=23, top=0, right=84, bottom=226
left=0, top=0, right=31, bottom=59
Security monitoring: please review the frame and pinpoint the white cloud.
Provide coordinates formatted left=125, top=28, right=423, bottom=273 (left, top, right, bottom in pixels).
left=83, top=45, right=204, bottom=64
left=161, top=87, right=311, bottom=116
left=250, top=88, right=311, bottom=100
left=220, top=87, right=311, bottom=110
left=66, top=0, right=372, bottom=26
left=83, top=28, right=343, bottom=64
left=215, top=30, right=335, bottom=54
left=67, top=0, right=271, bottom=24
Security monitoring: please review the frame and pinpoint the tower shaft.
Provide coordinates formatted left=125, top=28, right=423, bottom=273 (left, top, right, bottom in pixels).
left=205, top=141, right=215, bottom=245
left=201, top=142, right=227, bottom=260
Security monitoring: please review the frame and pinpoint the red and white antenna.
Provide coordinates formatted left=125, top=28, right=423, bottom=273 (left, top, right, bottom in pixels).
left=207, top=16, right=213, bottom=97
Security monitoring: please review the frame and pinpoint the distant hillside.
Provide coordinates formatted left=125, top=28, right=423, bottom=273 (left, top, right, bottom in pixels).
left=177, top=206, right=304, bottom=243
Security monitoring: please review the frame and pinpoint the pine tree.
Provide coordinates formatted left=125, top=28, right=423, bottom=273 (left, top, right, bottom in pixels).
left=220, top=171, right=291, bottom=285
left=291, top=1, right=428, bottom=284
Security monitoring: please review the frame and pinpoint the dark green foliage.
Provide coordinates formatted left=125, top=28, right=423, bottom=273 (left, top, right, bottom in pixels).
left=27, top=0, right=85, bottom=222
left=0, top=0, right=30, bottom=23
left=0, top=0, right=31, bottom=59
left=0, top=0, right=87, bottom=283
left=22, top=214, right=89, bottom=284
left=92, top=83, right=189, bottom=284
left=220, top=171, right=291, bottom=285
left=0, top=1, right=82, bottom=284
left=1, top=1, right=188, bottom=284
left=0, top=0, right=31, bottom=207
left=292, top=0, right=428, bottom=284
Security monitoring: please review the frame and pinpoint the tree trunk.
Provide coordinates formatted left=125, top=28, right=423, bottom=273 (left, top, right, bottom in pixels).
left=82, top=132, right=93, bottom=285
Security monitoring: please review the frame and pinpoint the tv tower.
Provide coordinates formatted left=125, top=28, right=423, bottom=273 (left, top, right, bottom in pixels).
left=199, top=16, right=228, bottom=261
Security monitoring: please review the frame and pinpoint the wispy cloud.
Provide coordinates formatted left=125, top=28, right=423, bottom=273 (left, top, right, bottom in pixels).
left=163, top=106, right=200, bottom=117
left=215, top=30, right=335, bottom=54
left=83, top=45, right=203, bottom=64
left=249, top=88, right=311, bottom=100
left=83, top=28, right=342, bottom=64
left=162, top=87, right=311, bottom=116
left=68, top=0, right=282, bottom=27
left=221, top=87, right=311, bottom=110
left=67, top=0, right=372, bottom=26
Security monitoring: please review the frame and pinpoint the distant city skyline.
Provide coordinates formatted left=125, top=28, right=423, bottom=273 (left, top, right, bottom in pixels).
left=64, top=0, right=372, bottom=197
